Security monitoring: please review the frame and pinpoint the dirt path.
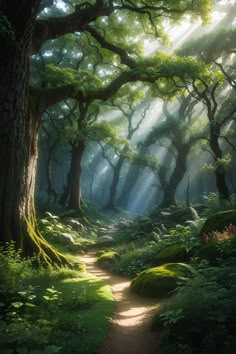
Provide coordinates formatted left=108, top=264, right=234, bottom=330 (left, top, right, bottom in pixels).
left=82, top=252, right=160, bottom=354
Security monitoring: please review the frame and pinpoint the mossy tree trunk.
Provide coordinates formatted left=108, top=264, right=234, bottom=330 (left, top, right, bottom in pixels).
left=0, top=2, right=68, bottom=266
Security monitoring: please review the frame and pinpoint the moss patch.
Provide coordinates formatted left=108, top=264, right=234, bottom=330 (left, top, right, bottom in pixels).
left=153, top=245, right=190, bottom=266
left=96, top=251, right=120, bottom=268
left=130, top=263, right=189, bottom=298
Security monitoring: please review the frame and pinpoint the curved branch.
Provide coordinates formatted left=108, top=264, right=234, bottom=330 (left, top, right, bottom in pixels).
left=85, top=26, right=136, bottom=69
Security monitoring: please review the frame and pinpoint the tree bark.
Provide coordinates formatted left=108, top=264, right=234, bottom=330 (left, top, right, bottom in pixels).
left=160, top=147, right=190, bottom=208
left=209, top=124, right=230, bottom=200
left=68, top=142, right=85, bottom=211
left=62, top=141, right=85, bottom=211
left=105, top=156, right=125, bottom=210
left=45, top=147, right=58, bottom=202
left=0, top=2, right=68, bottom=266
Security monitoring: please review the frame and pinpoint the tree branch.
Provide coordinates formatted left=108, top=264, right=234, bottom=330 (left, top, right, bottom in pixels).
left=85, top=26, right=136, bottom=69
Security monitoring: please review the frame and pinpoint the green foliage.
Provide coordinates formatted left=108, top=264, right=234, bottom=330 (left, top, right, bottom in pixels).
left=39, top=212, right=95, bottom=254
left=0, top=243, right=114, bottom=354
left=111, top=244, right=159, bottom=277
left=153, top=262, right=236, bottom=354
left=43, top=64, right=103, bottom=90
left=110, top=208, right=204, bottom=277
left=201, top=154, right=232, bottom=172
left=178, top=28, right=236, bottom=62
left=201, top=193, right=236, bottom=213
left=86, top=121, right=129, bottom=148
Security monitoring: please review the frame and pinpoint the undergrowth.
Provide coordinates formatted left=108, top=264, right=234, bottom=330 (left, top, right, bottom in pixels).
left=0, top=243, right=113, bottom=354
left=152, top=258, right=236, bottom=354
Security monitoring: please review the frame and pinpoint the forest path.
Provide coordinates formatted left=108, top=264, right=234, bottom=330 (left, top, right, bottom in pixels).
left=81, top=252, right=160, bottom=354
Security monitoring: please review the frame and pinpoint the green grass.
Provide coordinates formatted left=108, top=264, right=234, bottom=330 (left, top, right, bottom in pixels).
left=47, top=273, right=114, bottom=354
left=0, top=244, right=114, bottom=354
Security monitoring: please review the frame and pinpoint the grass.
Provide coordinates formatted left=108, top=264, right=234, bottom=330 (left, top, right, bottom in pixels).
left=0, top=243, right=114, bottom=354
left=47, top=273, right=114, bottom=354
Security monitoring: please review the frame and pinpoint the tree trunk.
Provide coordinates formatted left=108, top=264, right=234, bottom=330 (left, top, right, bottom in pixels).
left=68, top=141, right=85, bottom=211
left=160, top=147, right=189, bottom=208
left=59, top=170, right=71, bottom=206
left=105, top=156, right=125, bottom=210
left=46, top=148, right=58, bottom=202
left=0, top=3, right=68, bottom=266
left=209, top=125, right=230, bottom=200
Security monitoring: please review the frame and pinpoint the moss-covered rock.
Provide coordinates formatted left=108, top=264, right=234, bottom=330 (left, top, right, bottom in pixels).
left=194, top=242, right=220, bottom=264
left=201, top=210, right=236, bottom=236
left=96, top=236, right=114, bottom=246
left=96, top=249, right=115, bottom=257
left=71, top=261, right=86, bottom=272
left=96, top=251, right=120, bottom=268
left=130, top=263, right=191, bottom=298
left=153, top=245, right=191, bottom=266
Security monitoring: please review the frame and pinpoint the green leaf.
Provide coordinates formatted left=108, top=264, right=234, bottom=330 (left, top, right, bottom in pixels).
left=27, top=294, right=36, bottom=300
left=43, top=295, right=50, bottom=301
left=37, top=319, right=53, bottom=325
left=11, top=301, right=24, bottom=308
left=17, top=291, right=27, bottom=296
left=25, top=302, right=36, bottom=307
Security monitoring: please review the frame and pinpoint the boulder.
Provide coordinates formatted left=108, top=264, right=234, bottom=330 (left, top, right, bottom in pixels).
left=153, top=245, right=191, bottom=266
left=200, top=210, right=236, bottom=236
left=96, top=236, right=114, bottom=245
left=130, top=263, right=191, bottom=297
left=56, top=233, right=75, bottom=246
left=96, top=251, right=120, bottom=268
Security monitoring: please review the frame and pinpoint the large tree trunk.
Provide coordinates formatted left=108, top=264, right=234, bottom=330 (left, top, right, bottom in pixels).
left=0, top=2, right=68, bottom=266
left=105, top=156, right=125, bottom=210
left=209, top=125, right=230, bottom=200
left=67, top=141, right=85, bottom=211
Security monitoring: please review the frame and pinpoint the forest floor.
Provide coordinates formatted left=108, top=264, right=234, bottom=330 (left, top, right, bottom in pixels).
left=82, top=252, right=161, bottom=354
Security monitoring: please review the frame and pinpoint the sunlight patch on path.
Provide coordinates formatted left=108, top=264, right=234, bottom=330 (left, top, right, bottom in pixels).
left=81, top=252, right=160, bottom=354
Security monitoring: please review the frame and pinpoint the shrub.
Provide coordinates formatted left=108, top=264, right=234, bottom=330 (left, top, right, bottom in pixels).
left=153, top=262, right=236, bottom=354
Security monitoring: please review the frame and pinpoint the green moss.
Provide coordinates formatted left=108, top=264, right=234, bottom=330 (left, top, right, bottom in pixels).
left=153, top=245, right=190, bottom=266
left=201, top=209, right=236, bottom=235
left=96, top=251, right=120, bottom=268
left=130, top=263, right=189, bottom=298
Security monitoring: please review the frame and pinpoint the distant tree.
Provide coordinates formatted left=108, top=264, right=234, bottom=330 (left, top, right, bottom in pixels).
left=139, top=95, right=205, bottom=207
left=103, top=90, right=150, bottom=210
